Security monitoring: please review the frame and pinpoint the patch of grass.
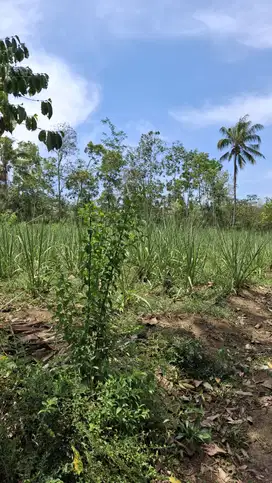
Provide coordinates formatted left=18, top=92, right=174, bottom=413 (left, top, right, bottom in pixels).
left=167, top=336, right=234, bottom=380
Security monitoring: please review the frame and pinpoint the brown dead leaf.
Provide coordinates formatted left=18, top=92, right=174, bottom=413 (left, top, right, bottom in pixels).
left=201, top=413, right=221, bottom=427
left=203, top=382, right=213, bottom=391
left=193, top=380, right=203, bottom=388
left=259, top=396, right=272, bottom=407
left=227, top=415, right=243, bottom=424
left=261, top=378, right=272, bottom=390
left=204, top=443, right=226, bottom=457
left=217, top=467, right=231, bottom=482
left=245, top=343, right=254, bottom=350
left=241, top=448, right=249, bottom=459
left=235, top=390, right=253, bottom=396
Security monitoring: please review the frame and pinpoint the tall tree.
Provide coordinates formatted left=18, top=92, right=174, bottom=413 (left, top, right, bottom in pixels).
left=85, top=119, right=127, bottom=210
left=0, top=36, right=62, bottom=150
left=217, top=114, right=265, bottom=225
left=11, top=141, right=53, bottom=219
left=125, top=131, right=166, bottom=217
left=66, top=159, right=98, bottom=210
left=49, top=123, right=78, bottom=220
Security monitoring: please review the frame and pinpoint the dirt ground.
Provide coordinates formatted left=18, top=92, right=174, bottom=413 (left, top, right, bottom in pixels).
left=0, top=286, right=272, bottom=483
left=143, top=286, right=272, bottom=483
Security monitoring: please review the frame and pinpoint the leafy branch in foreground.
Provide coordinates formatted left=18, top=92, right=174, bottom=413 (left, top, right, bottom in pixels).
left=0, top=35, right=63, bottom=151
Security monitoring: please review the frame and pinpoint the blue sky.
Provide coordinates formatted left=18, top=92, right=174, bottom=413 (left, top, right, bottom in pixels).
left=2, top=0, right=272, bottom=198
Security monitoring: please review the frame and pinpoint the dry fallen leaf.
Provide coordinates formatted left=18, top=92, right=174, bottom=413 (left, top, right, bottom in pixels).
left=261, top=379, right=272, bottom=390
left=203, top=382, right=213, bottom=392
left=245, top=343, right=254, bottom=350
left=235, top=390, right=253, bottom=396
left=217, top=467, right=231, bottom=482
left=227, top=417, right=243, bottom=425
left=193, top=380, right=203, bottom=388
left=204, top=443, right=226, bottom=457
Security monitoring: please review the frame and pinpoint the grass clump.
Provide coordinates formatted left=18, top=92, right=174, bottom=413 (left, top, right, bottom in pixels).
left=167, top=336, right=234, bottom=380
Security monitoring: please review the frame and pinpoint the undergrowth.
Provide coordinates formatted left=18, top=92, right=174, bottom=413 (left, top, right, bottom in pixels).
left=0, top=213, right=268, bottom=482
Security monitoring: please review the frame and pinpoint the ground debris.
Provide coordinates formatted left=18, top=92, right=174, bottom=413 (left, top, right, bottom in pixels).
left=0, top=307, right=62, bottom=361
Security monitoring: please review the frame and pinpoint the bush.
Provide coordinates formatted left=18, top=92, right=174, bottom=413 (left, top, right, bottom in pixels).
left=167, top=337, right=233, bottom=380
left=0, top=357, right=161, bottom=483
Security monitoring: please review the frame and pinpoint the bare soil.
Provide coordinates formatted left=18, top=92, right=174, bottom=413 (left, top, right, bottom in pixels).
left=143, top=286, right=272, bottom=483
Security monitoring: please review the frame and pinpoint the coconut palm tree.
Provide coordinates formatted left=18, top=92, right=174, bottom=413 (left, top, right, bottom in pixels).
left=217, top=115, right=265, bottom=226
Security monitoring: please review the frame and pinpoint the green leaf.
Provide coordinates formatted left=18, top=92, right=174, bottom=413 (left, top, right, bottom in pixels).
left=47, top=101, right=53, bottom=119
left=41, top=100, right=53, bottom=119
left=25, top=116, right=32, bottom=131
left=41, top=101, right=48, bottom=116
left=38, top=130, right=47, bottom=143
left=18, top=76, right=27, bottom=94
left=54, top=132, right=63, bottom=150
left=15, top=47, right=24, bottom=63
left=46, top=131, right=55, bottom=151
left=17, top=105, right=27, bottom=124
left=31, top=116, right=37, bottom=131
left=5, top=37, right=12, bottom=48
left=11, top=37, right=17, bottom=51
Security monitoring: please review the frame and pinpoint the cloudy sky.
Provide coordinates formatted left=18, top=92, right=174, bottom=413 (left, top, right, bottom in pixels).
left=2, top=0, right=272, bottom=197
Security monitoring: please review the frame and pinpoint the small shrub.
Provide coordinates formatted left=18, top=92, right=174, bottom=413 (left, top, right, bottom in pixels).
left=167, top=337, right=233, bottom=380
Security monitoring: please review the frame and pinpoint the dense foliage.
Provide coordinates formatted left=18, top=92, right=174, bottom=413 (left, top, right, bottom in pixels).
left=0, top=117, right=269, bottom=228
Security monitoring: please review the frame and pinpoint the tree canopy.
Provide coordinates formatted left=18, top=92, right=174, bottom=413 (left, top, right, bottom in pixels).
left=0, top=36, right=63, bottom=151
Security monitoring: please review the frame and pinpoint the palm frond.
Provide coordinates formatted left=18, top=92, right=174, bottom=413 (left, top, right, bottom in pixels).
left=238, top=114, right=250, bottom=124
left=240, top=151, right=256, bottom=166
left=248, top=123, right=264, bottom=134
left=217, top=138, right=232, bottom=150
left=219, top=126, right=231, bottom=137
left=243, top=134, right=262, bottom=144
left=244, top=146, right=265, bottom=159
left=219, top=151, right=232, bottom=162
left=237, top=154, right=247, bottom=169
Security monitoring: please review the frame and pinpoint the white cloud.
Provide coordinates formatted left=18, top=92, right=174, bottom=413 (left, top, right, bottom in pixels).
left=90, top=0, right=272, bottom=49
left=170, top=93, right=272, bottom=127
left=3, top=0, right=272, bottom=52
left=0, top=0, right=41, bottom=39
left=93, top=0, right=202, bottom=39
left=0, top=0, right=100, bottom=144
left=195, top=2, right=272, bottom=49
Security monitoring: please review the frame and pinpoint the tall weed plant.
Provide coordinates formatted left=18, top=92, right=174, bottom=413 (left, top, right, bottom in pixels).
left=55, top=200, right=137, bottom=383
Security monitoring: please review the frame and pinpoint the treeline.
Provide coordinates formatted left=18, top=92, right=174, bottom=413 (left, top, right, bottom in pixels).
left=0, top=118, right=270, bottom=228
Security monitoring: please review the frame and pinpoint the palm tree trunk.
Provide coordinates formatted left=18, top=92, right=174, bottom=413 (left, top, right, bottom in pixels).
left=232, top=155, right=237, bottom=226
